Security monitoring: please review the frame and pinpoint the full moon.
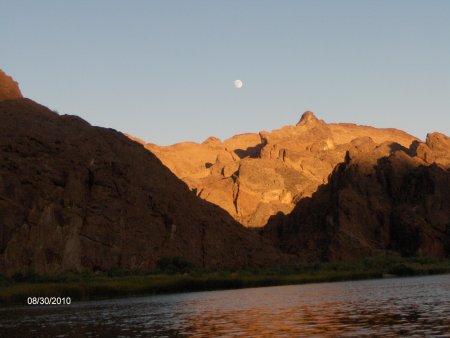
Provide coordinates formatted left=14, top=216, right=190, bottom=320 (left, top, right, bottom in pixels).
left=234, top=79, right=243, bottom=89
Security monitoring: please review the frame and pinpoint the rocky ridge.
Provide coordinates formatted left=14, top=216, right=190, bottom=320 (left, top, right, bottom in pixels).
left=263, top=134, right=450, bottom=260
left=2, top=67, right=448, bottom=274
left=0, top=74, right=287, bottom=275
left=0, top=69, right=22, bottom=101
left=142, top=111, right=419, bottom=227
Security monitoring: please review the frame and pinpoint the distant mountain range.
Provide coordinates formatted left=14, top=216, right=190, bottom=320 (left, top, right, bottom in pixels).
left=0, top=69, right=448, bottom=275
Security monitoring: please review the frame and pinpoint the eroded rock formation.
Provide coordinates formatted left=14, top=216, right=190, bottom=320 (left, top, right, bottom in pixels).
left=263, top=137, right=450, bottom=261
left=142, top=111, right=418, bottom=227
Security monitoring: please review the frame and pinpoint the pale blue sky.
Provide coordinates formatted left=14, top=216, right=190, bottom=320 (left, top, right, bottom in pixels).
left=1, top=0, right=449, bottom=145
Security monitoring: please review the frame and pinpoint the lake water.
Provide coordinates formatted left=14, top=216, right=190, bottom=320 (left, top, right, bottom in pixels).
left=1, top=274, right=449, bottom=337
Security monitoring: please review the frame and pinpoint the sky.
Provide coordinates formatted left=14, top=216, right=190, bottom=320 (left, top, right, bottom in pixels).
left=1, top=0, right=449, bottom=145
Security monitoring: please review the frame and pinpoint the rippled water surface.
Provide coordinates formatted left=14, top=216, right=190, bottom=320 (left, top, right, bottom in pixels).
left=1, top=274, right=449, bottom=337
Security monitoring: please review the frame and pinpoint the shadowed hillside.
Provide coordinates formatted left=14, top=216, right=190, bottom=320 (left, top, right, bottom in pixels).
left=0, top=71, right=288, bottom=275
left=263, top=137, right=450, bottom=261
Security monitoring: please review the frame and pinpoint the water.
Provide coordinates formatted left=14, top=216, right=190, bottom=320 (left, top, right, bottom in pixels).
left=1, top=274, right=449, bottom=337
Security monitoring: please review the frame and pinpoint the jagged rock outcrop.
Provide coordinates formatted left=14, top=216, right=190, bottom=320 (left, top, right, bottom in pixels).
left=263, top=137, right=450, bottom=261
left=0, top=98, right=288, bottom=275
left=0, top=69, right=22, bottom=101
left=425, top=132, right=450, bottom=167
left=141, top=111, right=418, bottom=227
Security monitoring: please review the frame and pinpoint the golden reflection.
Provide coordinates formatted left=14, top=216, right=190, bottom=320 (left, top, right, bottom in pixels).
left=1, top=276, right=449, bottom=337
left=174, top=280, right=449, bottom=337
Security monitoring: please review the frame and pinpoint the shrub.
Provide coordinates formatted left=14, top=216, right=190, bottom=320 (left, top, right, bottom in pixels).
left=388, top=263, right=415, bottom=276
left=11, top=271, right=43, bottom=283
left=156, top=256, right=195, bottom=274
left=0, top=273, right=11, bottom=286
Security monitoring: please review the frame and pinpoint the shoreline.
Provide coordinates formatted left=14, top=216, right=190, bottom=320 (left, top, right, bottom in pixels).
left=1, top=256, right=449, bottom=306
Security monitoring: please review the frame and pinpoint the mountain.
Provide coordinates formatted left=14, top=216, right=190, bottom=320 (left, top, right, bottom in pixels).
left=0, top=69, right=22, bottom=101
left=134, top=107, right=449, bottom=261
left=0, top=70, right=286, bottom=275
left=141, top=111, right=419, bottom=227
left=2, top=67, right=448, bottom=275
left=263, top=134, right=450, bottom=260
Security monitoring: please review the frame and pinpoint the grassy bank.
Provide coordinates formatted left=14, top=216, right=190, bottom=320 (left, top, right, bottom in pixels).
left=1, top=256, right=449, bottom=305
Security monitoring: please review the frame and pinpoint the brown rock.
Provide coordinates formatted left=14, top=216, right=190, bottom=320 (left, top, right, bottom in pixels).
left=223, top=133, right=262, bottom=158
left=141, top=111, right=418, bottom=227
left=264, top=147, right=450, bottom=261
left=296, top=111, right=324, bottom=126
left=411, top=141, right=436, bottom=164
left=0, top=98, right=288, bottom=275
left=0, top=69, right=22, bottom=101
left=426, top=132, right=450, bottom=167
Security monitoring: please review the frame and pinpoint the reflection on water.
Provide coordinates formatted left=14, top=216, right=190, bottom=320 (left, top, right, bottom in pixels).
left=1, top=274, right=449, bottom=337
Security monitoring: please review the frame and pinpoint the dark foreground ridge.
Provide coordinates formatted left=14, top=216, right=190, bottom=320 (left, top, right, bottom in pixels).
left=0, top=98, right=287, bottom=275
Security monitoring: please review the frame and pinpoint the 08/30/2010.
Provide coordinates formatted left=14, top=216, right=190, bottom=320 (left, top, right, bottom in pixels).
left=27, top=297, right=71, bottom=305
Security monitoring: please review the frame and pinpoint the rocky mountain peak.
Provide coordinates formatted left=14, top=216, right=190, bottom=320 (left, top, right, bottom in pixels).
left=202, top=136, right=222, bottom=145
left=0, top=69, right=23, bottom=101
left=296, top=111, right=320, bottom=126
left=425, top=132, right=450, bottom=167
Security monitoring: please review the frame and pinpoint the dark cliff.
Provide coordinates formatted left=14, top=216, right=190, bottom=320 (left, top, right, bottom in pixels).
left=0, top=98, right=286, bottom=275
left=264, top=138, right=450, bottom=261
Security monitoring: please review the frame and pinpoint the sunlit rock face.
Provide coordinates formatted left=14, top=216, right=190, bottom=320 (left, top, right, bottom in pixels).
left=0, top=69, right=22, bottom=101
left=142, top=111, right=420, bottom=227
left=425, top=132, right=450, bottom=167
left=128, top=107, right=450, bottom=261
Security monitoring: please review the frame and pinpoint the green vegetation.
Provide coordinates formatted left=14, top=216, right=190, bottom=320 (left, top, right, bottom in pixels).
left=156, top=256, right=196, bottom=274
left=1, top=255, right=449, bottom=305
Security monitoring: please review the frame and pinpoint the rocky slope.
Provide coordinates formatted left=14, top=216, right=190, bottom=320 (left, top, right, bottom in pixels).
left=142, top=111, right=418, bottom=227
left=0, top=69, right=22, bottom=101
left=263, top=135, right=450, bottom=261
left=0, top=75, right=287, bottom=275
left=2, top=67, right=448, bottom=274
